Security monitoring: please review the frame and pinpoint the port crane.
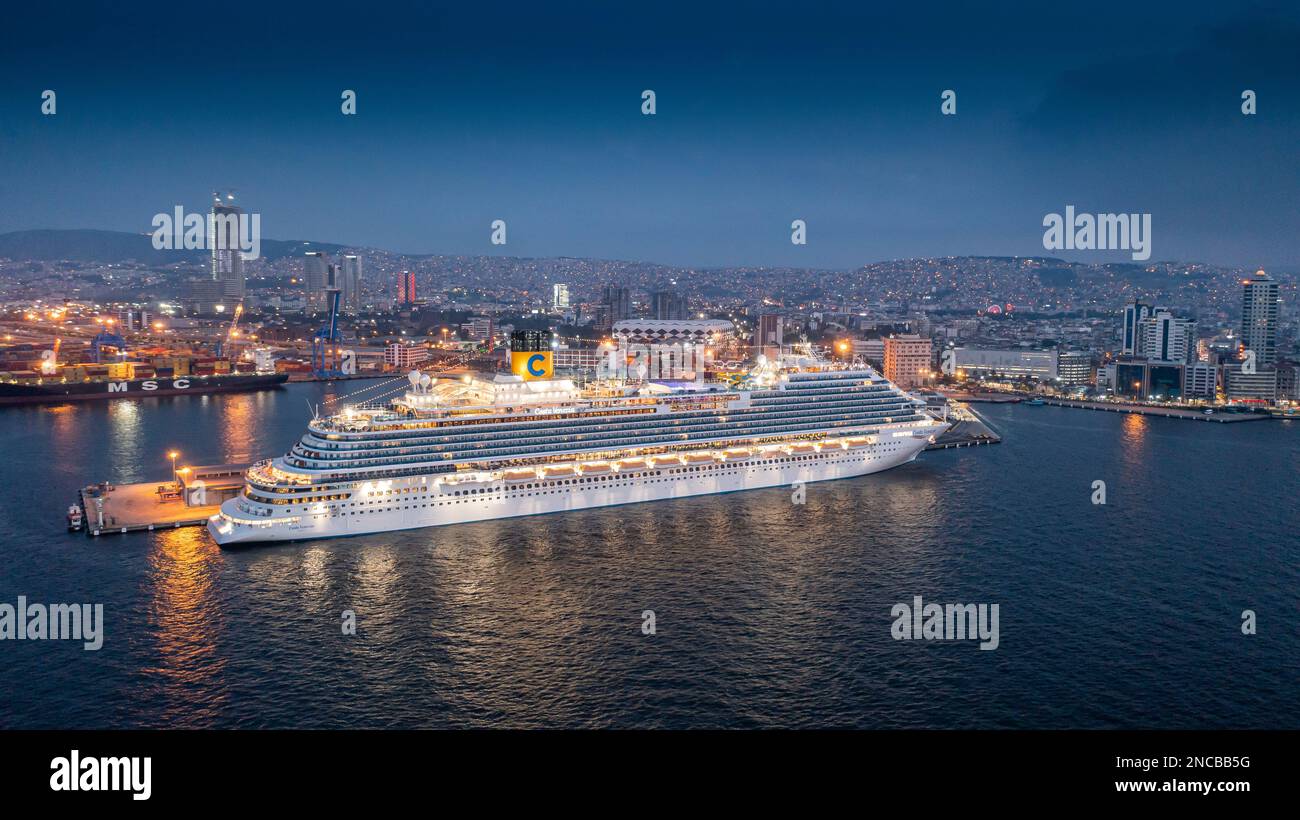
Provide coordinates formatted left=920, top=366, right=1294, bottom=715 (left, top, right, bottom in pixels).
left=311, top=289, right=346, bottom=378
left=89, top=325, right=128, bottom=363
left=213, top=300, right=245, bottom=359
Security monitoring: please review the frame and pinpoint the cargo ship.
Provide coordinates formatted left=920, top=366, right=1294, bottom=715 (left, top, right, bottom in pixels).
left=0, top=371, right=289, bottom=405
left=0, top=351, right=288, bottom=406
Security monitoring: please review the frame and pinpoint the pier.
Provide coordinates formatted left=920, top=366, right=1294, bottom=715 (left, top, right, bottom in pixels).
left=927, top=416, right=1002, bottom=450
left=937, top=391, right=1022, bottom=404
left=78, top=463, right=247, bottom=537
left=1037, top=398, right=1270, bottom=423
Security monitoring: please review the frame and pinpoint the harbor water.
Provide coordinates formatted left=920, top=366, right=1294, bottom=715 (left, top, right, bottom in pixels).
left=1, top=381, right=1297, bottom=728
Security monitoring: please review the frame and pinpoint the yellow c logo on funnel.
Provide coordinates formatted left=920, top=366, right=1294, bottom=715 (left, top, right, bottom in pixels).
left=511, top=351, right=552, bottom=380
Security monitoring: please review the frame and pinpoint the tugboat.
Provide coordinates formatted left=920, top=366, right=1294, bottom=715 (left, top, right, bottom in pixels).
left=1025, top=396, right=1045, bottom=406
left=67, top=504, right=84, bottom=531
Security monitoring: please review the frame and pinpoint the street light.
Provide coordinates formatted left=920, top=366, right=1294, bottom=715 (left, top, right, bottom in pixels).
left=168, top=450, right=179, bottom=484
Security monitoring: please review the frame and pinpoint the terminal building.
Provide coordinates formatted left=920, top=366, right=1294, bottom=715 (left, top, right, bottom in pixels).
left=952, top=347, right=1058, bottom=381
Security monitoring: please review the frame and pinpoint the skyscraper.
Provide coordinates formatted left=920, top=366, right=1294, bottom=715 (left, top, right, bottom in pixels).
left=755, top=313, right=784, bottom=360
left=397, top=270, right=417, bottom=306
left=651, top=290, right=688, bottom=320
left=1240, top=270, right=1279, bottom=368
left=303, top=252, right=329, bottom=311
left=552, top=283, right=570, bottom=310
left=1121, top=300, right=1152, bottom=357
left=209, top=193, right=245, bottom=300
left=340, top=255, right=363, bottom=313
left=597, top=285, right=631, bottom=331
left=1139, top=309, right=1196, bottom=364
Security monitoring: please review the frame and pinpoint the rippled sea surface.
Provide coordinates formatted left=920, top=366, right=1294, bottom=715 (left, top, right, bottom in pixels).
left=1, top=382, right=1297, bottom=728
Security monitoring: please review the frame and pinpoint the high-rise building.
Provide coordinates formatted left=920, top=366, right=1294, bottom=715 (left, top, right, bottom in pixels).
left=552, top=283, right=570, bottom=310
left=396, top=270, right=417, bottom=307
left=1056, top=350, right=1093, bottom=385
left=340, top=255, right=363, bottom=313
left=1183, top=362, right=1218, bottom=399
left=852, top=338, right=885, bottom=367
left=597, top=286, right=632, bottom=331
left=1240, top=270, right=1279, bottom=368
left=304, top=252, right=330, bottom=311
left=188, top=279, right=225, bottom=315
left=1121, top=301, right=1153, bottom=357
left=117, top=309, right=151, bottom=332
left=651, top=290, right=688, bottom=321
left=1279, top=365, right=1300, bottom=402
left=209, top=193, right=245, bottom=300
left=754, top=314, right=784, bottom=360
left=1139, top=309, right=1196, bottom=364
left=883, top=335, right=932, bottom=389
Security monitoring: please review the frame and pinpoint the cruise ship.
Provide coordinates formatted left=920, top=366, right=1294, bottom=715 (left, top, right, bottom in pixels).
left=208, top=353, right=948, bottom=546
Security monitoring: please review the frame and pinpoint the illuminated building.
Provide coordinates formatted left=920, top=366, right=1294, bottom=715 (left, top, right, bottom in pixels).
left=883, top=335, right=932, bottom=388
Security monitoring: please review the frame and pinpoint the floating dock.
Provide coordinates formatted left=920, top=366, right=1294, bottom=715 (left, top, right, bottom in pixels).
left=78, top=463, right=248, bottom=537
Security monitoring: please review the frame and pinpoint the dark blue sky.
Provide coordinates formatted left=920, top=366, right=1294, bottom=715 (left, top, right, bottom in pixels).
left=0, top=1, right=1296, bottom=269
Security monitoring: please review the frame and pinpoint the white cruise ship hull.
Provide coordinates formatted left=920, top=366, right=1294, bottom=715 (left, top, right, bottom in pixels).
left=208, top=427, right=938, bottom=546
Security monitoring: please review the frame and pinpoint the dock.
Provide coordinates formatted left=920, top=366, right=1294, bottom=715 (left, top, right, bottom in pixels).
left=936, top=391, right=1022, bottom=404
left=927, top=416, right=1002, bottom=450
left=1037, top=398, right=1271, bottom=423
left=78, top=463, right=248, bottom=537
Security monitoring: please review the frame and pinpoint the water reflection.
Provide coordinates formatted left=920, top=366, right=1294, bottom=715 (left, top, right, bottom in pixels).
left=218, top=395, right=256, bottom=463
left=1119, top=413, right=1149, bottom=470
left=299, top=545, right=332, bottom=600
left=143, top=527, right=228, bottom=727
left=107, top=401, right=143, bottom=482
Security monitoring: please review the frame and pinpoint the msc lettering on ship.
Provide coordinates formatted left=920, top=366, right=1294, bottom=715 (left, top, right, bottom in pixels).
left=108, top=379, right=192, bottom=393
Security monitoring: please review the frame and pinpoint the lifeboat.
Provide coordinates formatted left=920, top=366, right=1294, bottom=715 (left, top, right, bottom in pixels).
left=503, top=468, right=537, bottom=483
left=790, top=443, right=816, bottom=454
left=578, top=462, right=612, bottom=475
left=684, top=452, right=714, bottom=464
left=542, top=465, right=576, bottom=479
left=650, top=455, right=684, bottom=468
left=614, top=458, right=648, bottom=472
left=723, top=448, right=753, bottom=461
left=845, top=436, right=874, bottom=449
